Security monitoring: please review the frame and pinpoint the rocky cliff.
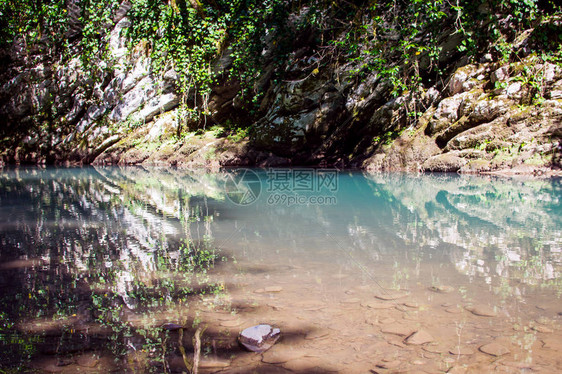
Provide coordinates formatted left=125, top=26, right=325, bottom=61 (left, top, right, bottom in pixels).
left=1, top=1, right=561, bottom=174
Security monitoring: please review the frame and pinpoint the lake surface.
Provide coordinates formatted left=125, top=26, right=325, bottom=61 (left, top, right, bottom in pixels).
left=0, top=167, right=561, bottom=373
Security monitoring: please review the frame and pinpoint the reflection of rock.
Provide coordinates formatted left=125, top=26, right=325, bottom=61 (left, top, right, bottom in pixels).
left=239, top=324, right=281, bottom=353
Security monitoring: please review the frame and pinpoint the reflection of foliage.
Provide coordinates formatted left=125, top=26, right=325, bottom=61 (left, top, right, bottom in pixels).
left=0, top=167, right=226, bottom=371
left=365, top=173, right=562, bottom=292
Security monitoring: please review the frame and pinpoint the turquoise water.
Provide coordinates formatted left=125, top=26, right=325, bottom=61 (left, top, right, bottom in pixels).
left=0, top=167, right=561, bottom=373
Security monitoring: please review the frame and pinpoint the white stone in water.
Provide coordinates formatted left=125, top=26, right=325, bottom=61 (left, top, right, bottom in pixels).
left=239, top=324, right=281, bottom=353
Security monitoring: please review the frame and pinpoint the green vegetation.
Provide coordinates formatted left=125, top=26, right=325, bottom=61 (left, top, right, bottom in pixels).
left=0, top=0, right=561, bottom=164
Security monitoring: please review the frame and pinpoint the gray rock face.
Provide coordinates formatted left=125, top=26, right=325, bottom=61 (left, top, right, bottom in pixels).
left=239, top=324, right=281, bottom=353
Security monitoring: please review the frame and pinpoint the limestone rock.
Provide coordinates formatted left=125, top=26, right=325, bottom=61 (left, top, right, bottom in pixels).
left=491, top=66, right=509, bottom=83
left=422, top=154, right=468, bottom=172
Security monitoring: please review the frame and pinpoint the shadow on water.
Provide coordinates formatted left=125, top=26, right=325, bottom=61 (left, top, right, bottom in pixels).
left=0, top=166, right=561, bottom=373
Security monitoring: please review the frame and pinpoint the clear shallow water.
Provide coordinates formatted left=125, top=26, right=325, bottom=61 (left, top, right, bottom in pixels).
left=0, top=167, right=561, bottom=373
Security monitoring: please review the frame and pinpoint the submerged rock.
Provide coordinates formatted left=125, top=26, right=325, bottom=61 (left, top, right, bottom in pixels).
left=429, top=285, right=455, bottom=293
left=532, top=324, right=554, bottom=333
left=239, top=324, right=281, bottom=353
left=479, top=342, right=510, bottom=356
left=465, top=305, right=497, bottom=317
left=381, top=324, right=415, bottom=337
left=374, top=289, right=410, bottom=300
left=404, top=329, right=434, bottom=345
left=449, top=346, right=475, bottom=355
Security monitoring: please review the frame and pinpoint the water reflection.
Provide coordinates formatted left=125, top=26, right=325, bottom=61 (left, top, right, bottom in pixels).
left=0, top=167, right=561, bottom=372
left=0, top=167, right=225, bottom=371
